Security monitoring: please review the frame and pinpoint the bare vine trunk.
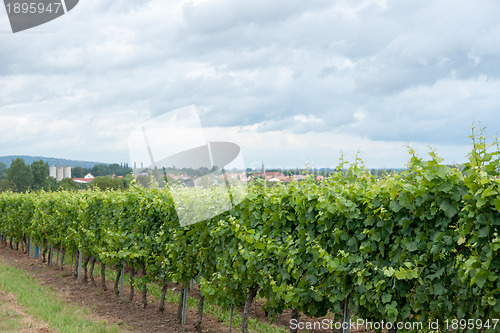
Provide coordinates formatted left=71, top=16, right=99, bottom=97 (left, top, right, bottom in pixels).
left=177, top=284, right=185, bottom=324
left=159, top=280, right=168, bottom=312
left=59, top=247, right=65, bottom=270
left=83, top=255, right=90, bottom=283
left=129, top=266, right=135, bottom=301
left=290, top=308, right=300, bottom=333
left=229, top=304, right=234, bottom=332
left=101, top=262, right=106, bottom=291
left=89, top=257, right=97, bottom=286
left=42, top=242, right=48, bottom=263
left=194, top=290, right=205, bottom=333
left=114, top=265, right=121, bottom=295
left=241, top=285, right=258, bottom=333
left=47, top=246, right=52, bottom=266
left=141, top=262, right=147, bottom=308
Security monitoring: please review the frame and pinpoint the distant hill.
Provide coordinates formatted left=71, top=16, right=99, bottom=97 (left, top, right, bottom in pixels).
left=0, top=155, right=107, bottom=168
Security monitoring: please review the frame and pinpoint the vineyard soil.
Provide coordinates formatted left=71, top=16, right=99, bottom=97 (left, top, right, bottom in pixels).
left=0, top=244, right=375, bottom=333
left=0, top=245, right=228, bottom=333
left=0, top=289, right=54, bottom=332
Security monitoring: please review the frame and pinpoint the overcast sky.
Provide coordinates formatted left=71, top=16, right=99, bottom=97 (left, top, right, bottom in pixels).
left=1, top=0, right=499, bottom=169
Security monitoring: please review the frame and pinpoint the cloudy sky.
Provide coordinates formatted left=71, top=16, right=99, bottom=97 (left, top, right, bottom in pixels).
left=1, top=0, right=499, bottom=169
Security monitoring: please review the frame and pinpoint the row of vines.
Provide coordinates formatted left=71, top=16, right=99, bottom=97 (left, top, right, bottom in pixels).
left=0, top=132, right=499, bottom=332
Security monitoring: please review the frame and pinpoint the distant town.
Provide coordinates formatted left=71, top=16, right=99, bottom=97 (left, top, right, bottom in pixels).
left=0, top=156, right=404, bottom=193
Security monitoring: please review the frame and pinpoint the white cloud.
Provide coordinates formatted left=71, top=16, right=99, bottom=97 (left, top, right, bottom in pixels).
left=203, top=125, right=470, bottom=169
left=0, top=0, right=499, bottom=167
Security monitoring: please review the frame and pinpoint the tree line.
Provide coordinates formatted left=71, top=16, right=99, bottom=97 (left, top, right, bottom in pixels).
left=0, top=158, right=133, bottom=192
left=72, top=163, right=132, bottom=178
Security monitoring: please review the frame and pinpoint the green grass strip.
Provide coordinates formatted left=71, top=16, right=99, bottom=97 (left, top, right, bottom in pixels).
left=0, top=258, right=122, bottom=333
left=0, top=296, right=24, bottom=331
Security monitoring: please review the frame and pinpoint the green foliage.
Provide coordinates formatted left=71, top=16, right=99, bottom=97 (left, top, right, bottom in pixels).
left=0, top=179, right=15, bottom=192
left=121, top=174, right=134, bottom=189
left=0, top=132, right=498, bottom=331
left=58, top=178, right=79, bottom=191
left=42, top=177, right=59, bottom=191
left=70, top=164, right=132, bottom=178
left=135, top=171, right=160, bottom=189
left=72, top=166, right=87, bottom=178
left=0, top=162, right=7, bottom=179
left=30, top=160, right=49, bottom=190
left=7, top=157, right=33, bottom=192
left=89, top=176, right=125, bottom=191
left=91, top=163, right=132, bottom=177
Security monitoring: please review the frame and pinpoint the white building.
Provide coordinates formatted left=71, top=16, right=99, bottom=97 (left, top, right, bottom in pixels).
left=49, top=166, right=72, bottom=181
left=73, top=173, right=95, bottom=184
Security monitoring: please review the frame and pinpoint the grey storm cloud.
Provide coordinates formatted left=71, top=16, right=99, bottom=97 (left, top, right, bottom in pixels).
left=0, top=0, right=499, bottom=166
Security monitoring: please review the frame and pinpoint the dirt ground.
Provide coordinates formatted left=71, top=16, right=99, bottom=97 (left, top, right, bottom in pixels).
left=0, top=244, right=372, bottom=333
left=0, top=289, right=55, bottom=333
left=0, top=244, right=237, bottom=333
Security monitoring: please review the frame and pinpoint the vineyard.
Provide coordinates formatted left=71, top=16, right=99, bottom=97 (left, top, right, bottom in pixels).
left=0, top=133, right=499, bottom=333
